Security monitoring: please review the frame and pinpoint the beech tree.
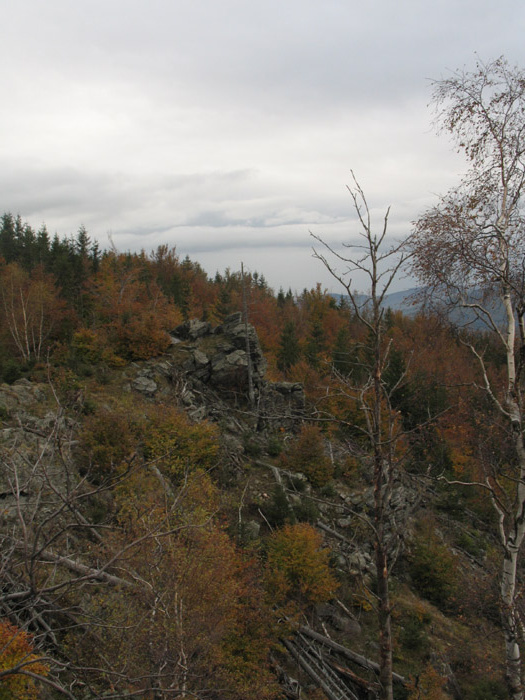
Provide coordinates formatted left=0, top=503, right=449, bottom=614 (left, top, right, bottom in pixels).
left=0, top=619, right=50, bottom=699
left=85, top=253, right=181, bottom=360
left=410, top=57, right=525, bottom=700
left=312, top=174, right=410, bottom=700
left=265, top=523, right=338, bottom=611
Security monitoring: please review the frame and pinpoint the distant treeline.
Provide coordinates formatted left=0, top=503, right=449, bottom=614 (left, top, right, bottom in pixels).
left=0, top=213, right=368, bottom=384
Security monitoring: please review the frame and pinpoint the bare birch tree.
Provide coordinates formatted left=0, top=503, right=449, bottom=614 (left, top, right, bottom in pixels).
left=409, top=57, right=525, bottom=700
left=312, top=173, right=410, bottom=700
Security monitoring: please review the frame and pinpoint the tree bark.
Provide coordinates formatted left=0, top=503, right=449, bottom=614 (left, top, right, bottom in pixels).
left=501, top=546, right=523, bottom=700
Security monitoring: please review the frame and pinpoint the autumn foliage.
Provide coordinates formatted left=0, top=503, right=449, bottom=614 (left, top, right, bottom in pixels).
left=0, top=620, right=49, bottom=700
left=0, top=208, right=518, bottom=697
left=0, top=262, right=69, bottom=364
left=279, top=423, right=334, bottom=487
left=85, top=253, right=182, bottom=360
left=68, top=458, right=278, bottom=698
left=265, top=523, right=338, bottom=609
left=141, top=404, right=220, bottom=481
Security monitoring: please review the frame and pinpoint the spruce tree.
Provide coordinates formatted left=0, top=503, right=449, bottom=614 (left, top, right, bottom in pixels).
left=305, top=317, right=325, bottom=369
left=277, top=321, right=300, bottom=373
left=331, top=326, right=353, bottom=377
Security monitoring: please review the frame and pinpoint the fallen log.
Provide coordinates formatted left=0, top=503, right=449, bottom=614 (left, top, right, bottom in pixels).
left=283, top=638, right=359, bottom=700
left=36, top=549, right=136, bottom=589
left=327, top=659, right=381, bottom=694
left=298, top=625, right=407, bottom=685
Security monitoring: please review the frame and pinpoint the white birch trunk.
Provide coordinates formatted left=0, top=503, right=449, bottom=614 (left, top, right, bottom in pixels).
left=501, top=544, right=523, bottom=700
left=501, top=269, right=525, bottom=700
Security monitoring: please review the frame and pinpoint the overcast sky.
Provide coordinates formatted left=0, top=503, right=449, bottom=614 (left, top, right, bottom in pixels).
left=2, top=1, right=525, bottom=294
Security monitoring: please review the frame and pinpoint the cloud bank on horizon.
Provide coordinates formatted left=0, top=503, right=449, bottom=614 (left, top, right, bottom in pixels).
left=1, top=0, right=524, bottom=293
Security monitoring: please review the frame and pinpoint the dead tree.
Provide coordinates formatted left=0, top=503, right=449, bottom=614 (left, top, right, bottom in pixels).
left=312, top=173, right=410, bottom=700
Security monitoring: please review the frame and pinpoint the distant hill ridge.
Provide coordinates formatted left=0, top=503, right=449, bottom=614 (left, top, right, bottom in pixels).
left=330, top=288, right=420, bottom=314
left=332, top=287, right=508, bottom=330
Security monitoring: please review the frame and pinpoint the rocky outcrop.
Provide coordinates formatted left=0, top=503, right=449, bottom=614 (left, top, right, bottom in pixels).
left=128, top=313, right=306, bottom=430
left=170, top=319, right=212, bottom=341
left=257, top=381, right=306, bottom=430
left=0, top=378, right=47, bottom=412
left=267, top=381, right=305, bottom=408
left=170, top=312, right=267, bottom=392
left=0, top=380, right=78, bottom=524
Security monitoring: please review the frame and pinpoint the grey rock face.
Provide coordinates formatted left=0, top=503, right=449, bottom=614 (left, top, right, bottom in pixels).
left=0, top=383, right=77, bottom=525
left=131, top=375, right=158, bottom=395
left=257, top=382, right=306, bottom=429
left=242, top=520, right=261, bottom=541
left=171, top=319, right=212, bottom=341
left=0, top=380, right=47, bottom=412
left=271, top=382, right=305, bottom=408
left=347, top=551, right=369, bottom=575
left=138, top=315, right=306, bottom=426
left=171, top=314, right=267, bottom=392
left=316, top=602, right=362, bottom=635
left=220, top=311, right=243, bottom=328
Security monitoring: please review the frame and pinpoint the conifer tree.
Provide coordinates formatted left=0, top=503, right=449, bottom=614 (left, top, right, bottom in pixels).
left=331, top=325, right=354, bottom=377
left=0, top=213, right=17, bottom=262
left=277, top=321, right=300, bottom=373
left=305, top=317, right=326, bottom=369
left=214, top=285, right=233, bottom=322
left=35, top=225, right=51, bottom=267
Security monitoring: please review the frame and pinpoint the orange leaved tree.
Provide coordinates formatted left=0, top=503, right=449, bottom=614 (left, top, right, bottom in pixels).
left=0, top=262, right=69, bottom=364
left=265, top=523, right=338, bottom=612
left=0, top=619, right=49, bottom=700
left=85, top=253, right=181, bottom=360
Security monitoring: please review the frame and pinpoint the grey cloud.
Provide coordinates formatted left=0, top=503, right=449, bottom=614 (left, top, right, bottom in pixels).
left=6, top=1, right=525, bottom=117
left=2, top=0, right=525, bottom=293
left=0, top=166, right=141, bottom=224
left=0, top=162, right=347, bottom=243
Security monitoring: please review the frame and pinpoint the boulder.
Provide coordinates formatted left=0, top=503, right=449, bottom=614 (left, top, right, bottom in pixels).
left=242, top=520, right=261, bottom=541
left=347, top=551, right=369, bottom=575
left=0, top=380, right=47, bottom=412
left=316, top=602, right=362, bottom=635
left=132, top=375, right=158, bottom=395
left=171, top=314, right=268, bottom=393
left=171, top=319, right=212, bottom=341
left=210, top=349, right=249, bottom=386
